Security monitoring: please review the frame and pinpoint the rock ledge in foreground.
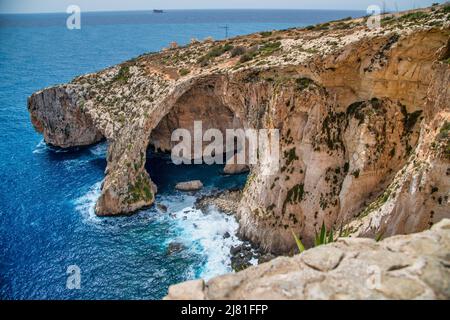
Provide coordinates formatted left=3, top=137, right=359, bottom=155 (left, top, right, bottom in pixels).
left=164, top=219, right=450, bottom=300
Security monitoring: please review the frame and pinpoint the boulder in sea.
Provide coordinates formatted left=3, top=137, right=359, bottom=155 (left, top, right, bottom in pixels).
left=166, top=242, right=185, bottom=255
left=157, top=203, right=168, bottom=212
left=230, top=242, right=259, bottom=272
left=175, top=180, right=203, bottom=191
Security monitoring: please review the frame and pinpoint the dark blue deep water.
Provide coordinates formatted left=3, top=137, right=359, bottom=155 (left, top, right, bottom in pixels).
left=0, top=9, right=365, bottom=299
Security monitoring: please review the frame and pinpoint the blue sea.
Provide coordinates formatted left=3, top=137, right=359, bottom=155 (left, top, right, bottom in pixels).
left=0, top=9, right=365, bottom=300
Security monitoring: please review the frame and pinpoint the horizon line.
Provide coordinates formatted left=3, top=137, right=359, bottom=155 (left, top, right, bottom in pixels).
left=0, top=7, right=384, bottom=15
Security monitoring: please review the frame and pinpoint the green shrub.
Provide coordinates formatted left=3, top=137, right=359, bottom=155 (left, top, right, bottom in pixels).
left=381, top=15, right=395, bottom=24
left=292, top=230, right=306, bottom=253
left=291, top=222, right=336, bottom=253
left=343, top=162, right=350, bottom=173
left=403, top=109, right=423, bottom=132
left=375, top=231, right=385, bottom=242
left=260, top=31, right=273, bottom=37
left=316, top=22, right=330, bottom=30
left=296, top=77, right=313, bottom=91
left=284, top=148, right=298, bottom=166
left=439, top=121, right=450, bottom=139
left=179, top=68, right=190, bottom=76
left=437, top=121, right=450, bottom=159
left=230, top=46, right=246, bottom=57
left=237, top=42, right=281, bottom=64
left=259, top=41, right=281, bottom=56
left=334, top=22, right=351, bottom=29
left=198, top=43, right=234, bottom=65
left=238, top=46, right=258, bottom=63
left=314, top=222, right=334, bottom=247
left=113, top=65, right=130, bottom=83
left=285, top=184, right=304, bottom=205
left=239, top=52, right=254, bottom=63
left=399, top=12, right=429, bottom=21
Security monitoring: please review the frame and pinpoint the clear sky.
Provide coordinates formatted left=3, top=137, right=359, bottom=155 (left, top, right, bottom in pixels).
left=0, top=0, right=446, bottom=14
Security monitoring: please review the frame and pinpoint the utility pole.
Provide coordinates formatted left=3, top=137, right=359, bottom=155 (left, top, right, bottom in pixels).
left=219, top=25, right=230, bottom=39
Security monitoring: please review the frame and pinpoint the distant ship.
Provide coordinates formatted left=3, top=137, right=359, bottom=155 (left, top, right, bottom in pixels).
left=153, top=9, right=164, bottom=13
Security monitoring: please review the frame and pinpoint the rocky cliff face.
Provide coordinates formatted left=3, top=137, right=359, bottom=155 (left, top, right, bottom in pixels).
left=28, top=86, right=103, bottom=147
left=28, top=6, right=450, bottom=251
left=165, top=219, right=450, bottom=300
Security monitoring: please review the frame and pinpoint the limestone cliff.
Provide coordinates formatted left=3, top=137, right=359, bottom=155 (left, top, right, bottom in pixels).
left=28, top=5, right=450, bottom=252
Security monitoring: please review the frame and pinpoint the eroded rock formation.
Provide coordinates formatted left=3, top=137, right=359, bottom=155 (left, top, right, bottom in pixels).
left=28, top=6, right=450, bottom=252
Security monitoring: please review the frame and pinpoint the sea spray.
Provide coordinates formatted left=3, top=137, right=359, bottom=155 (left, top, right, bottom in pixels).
left=166, top=204, right=244, bottom=280
left=74, top=180, right=248, bottom=280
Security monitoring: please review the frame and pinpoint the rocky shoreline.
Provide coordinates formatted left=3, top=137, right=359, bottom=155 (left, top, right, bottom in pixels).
left=195, top=188, right=277, bottom=271
left=194, top=188, right=242, bottom=215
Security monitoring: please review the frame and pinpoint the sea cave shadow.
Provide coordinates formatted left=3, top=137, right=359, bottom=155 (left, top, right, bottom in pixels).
left=36, top=138, right=107, bottom=170
left=144, top=149, right=248, bottom=195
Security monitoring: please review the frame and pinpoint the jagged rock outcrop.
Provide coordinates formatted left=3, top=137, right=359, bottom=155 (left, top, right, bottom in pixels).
left=27, top=86, right=103, bottom=147
left=164, top=219, right=450, bottom=300
left=28, top=5, right=450, bottom=251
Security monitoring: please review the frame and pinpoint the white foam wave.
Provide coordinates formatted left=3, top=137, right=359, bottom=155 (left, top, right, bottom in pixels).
left=168, top=204, right=244, bottom=280
left=74, top=180, right=249, bottom=280
left=63, top=158, right=90, bottom=170
left=63, top=142, right=107, bottom=170
left=32, top=139, right=47, bottom=154
left=90, top=142, right=108, bottom=157
left=74, top=181, right=103, bottom=225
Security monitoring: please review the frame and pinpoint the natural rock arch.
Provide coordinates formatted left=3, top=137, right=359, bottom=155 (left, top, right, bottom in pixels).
left=28, top=24, right=450, bottom=254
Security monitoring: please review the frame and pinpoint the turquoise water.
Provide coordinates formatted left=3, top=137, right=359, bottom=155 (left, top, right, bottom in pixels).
left=0, top=10, right=364, bottom=299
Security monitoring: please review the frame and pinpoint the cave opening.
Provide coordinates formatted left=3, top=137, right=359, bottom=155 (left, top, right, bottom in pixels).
left=144, top=82, right=250, bottom=194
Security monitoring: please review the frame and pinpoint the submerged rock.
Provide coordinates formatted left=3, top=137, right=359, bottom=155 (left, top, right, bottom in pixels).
left=166, top=242, right=185, bottom=255
left=175, top=180, right=203, bottom=191
left=229, top=240, right=265, bottom=272
left=156, top=203, right=168, bottom=212
left=195, top=189, right=242, bottom=215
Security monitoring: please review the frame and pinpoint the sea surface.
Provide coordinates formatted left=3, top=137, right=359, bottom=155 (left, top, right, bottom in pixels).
left=0, top=9, right=365, bottom=299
